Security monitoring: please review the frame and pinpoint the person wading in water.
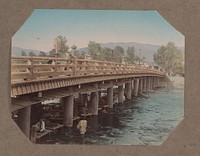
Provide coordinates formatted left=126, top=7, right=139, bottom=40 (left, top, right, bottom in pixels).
left=76, top=115, right=87, bottom=143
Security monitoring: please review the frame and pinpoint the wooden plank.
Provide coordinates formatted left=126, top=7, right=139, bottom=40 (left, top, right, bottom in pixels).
left=26, top=84, right=31, bottom=93
left=42, top=82, right=46, bottom=90
left=12, top=87, right=17, bottom=96
left=34, top=83, right=38, bottom=92
left=16, top=86, right=23, bottom=95
left=38, top=83, right=42, bottom=91
left=44, top=82, right=49, bottom=90
left=36, top=129, right=52, bottom=139
left=22, top=85, right=27, bottom=94
left=30, top=84, right=35, bottom=92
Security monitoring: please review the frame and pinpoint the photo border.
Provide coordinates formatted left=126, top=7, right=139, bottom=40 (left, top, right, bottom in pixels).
left=0, top=0, right=199, bottom=155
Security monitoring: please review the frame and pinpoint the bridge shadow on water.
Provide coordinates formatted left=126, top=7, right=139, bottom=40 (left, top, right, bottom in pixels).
left=40, top=87, right=184, bottom=145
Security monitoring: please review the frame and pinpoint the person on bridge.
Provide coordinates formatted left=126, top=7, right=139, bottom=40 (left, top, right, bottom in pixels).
left=76, top=115, right=87, bottom=143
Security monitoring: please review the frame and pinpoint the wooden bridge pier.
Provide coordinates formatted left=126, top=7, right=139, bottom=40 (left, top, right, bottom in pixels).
left=125, top=82, right=132, bottom=100
left=139, top=78, right=143, bottom=95
left=134, top=78, right=140, bottom=96
left=118, top=85, right=124, bottom=103
left=107, top=87, right=114, bottom=108
left=143, top=77, right=147, bottom=93
left=63, top=94, right=74, bottom=127
left=18, top=105, right=31, bottom=138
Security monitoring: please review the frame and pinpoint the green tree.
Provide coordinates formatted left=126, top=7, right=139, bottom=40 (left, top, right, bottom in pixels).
left=87, top=41, right=103, bottom=60
left=125, top=46, right=137, bottom=64
left=153, top=42, right=184, bottom=76
left=49, top=49, right=55, bottom=57
left=102, top=48, right=114, bottom=61
left=113, top=46, right=125, bottom=63
left=29, top=51, right=36, bottom=56
left=21, top=51, right=27, bottom=56
left=39, top=51, right=47, bottom=57
left=50, top=35, right=69, bottom=58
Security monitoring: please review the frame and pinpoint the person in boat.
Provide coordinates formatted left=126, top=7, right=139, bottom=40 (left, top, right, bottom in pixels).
left=76, top=115, right=87, bottom=143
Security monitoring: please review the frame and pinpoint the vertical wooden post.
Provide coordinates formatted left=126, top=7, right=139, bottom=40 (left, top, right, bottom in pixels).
left=27, top=58, right=34, bottom=80
left=126, top=82, right=132, bottom=100
left=118, top=85, right=124, bottom=103
left=72, top=56, right=77, bottom=76
left=134, top=79, right=139, bottom=96
left=18, top=106, right=31, bottom=138
left=52, top=59, right=57, bottom=77
left=63, top=95, right=74, bottom=127
left=146, top=77, right=150, bottom=92
left=107, top=87, right=113, bottom=108
left=143, top=77, right=147, bottom=92
left=90, top=92, right=99, bottom=115
left=139, top=78, right=143, bottom=94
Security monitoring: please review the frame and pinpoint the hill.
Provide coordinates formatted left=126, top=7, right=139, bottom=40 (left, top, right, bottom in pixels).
left=12, top=47, right=49, bottom=56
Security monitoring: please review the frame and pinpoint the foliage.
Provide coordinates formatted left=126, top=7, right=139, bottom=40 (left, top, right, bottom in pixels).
left=39, top=51, right=48, bottom=57
left=87, top=41, right=103, bottom=60
left=87, top=41, right=125, bottom=63
left=124, top=47, right=137, bottom=64
left=29, top=51, right=36, bottom=56
left=49, top=35, right=69, bottom=58
left=21, top=51, right=27, bottom=56
left=113, top=46, right=125, bottom=62
left=153, top=42, right=184, bottom=76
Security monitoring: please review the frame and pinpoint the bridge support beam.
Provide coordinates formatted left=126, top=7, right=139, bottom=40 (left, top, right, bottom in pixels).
left=63, top=95, right=74, bottom=127
left=82, top=93, right=88, bottom=107
left=125, top=82, right=132, bottom=100
left=149, top=77, right=152, bottom=91
left=147, top=76, right=151, bottom=91
left=90, top=92, right=99, bottom=115
left=107, top=87, right=113, bottom=108
left=134, top=79, right=139, bottom=96
left=145, top=77, right=149, bottom=92
left=153, top=77, right=156, bottom=89
left=118, top=85, right=124, bottom=103
left=139, top=78, right=143, bottom=94
left=157, top=77, right=160, bottom=87
left=143, top=77, right=147, bottom=92
left=151, top=77, right=154, bottom=90
left=18, top=106, right=31, bottom=138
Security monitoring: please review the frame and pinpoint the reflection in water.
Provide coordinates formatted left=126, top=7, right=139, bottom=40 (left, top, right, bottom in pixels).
left=40, top=87, right=184, bottom=145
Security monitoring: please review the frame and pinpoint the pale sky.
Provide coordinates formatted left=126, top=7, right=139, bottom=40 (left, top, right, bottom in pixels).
left=12, top=9, right=184, bottom=52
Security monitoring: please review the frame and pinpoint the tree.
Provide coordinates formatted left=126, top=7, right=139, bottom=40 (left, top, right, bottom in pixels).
left=124, top=46, right=137, bottom=64
left=39, top=51, right=47, bottom=57
left=153, top=42, right=184, bottom=76
left=87, top=41, right=103, bottom=60
left=102, top=48, right=114, bottom=62
left=50, top=35, right=69, bottom=58
left=21, top=51, right=27, bottom=56
left=113, top=46, right=125, bottom=63
left=29, top=51, right=36, bottom=56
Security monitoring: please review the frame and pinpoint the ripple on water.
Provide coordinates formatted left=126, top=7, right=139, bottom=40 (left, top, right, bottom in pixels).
left=41, top=87, right=184, bottom=145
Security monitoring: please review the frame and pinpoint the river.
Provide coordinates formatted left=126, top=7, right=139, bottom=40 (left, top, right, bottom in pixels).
left=40, top=86, right=184, bottom=146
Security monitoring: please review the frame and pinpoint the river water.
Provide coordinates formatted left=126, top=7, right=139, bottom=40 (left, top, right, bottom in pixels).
left=40, top=87, right=184, bottom=146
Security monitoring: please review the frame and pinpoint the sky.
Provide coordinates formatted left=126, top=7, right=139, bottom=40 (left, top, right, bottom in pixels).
left=12, top=9, right=185, bottom=52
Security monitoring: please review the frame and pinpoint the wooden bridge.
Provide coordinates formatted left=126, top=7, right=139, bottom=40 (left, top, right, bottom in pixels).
left=11, top=56, right=166, bottom=141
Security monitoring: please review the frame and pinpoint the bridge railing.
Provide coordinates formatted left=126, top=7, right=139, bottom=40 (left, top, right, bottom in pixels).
left=11, top=56, right=164, bottom=82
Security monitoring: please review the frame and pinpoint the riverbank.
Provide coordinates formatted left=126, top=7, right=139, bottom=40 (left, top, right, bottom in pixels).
left=169, top=76, right=184, bottom=89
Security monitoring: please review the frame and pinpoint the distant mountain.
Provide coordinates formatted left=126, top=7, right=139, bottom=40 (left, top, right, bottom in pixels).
left=12, top=47, right=49, bottom=56
left=78, top=42, right=184, bottom=62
